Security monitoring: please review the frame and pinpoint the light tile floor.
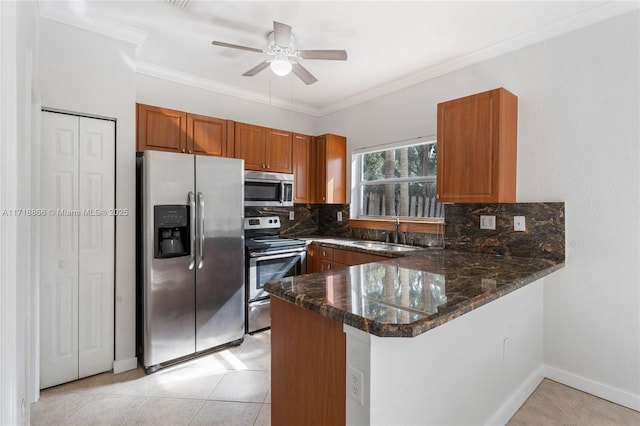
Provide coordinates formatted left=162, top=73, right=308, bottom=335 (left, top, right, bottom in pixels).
left=31, top=331, right=272, bottom=426
left=508, top=378, right=640, bottom=425
left=32, top=329, right=639, bottom=425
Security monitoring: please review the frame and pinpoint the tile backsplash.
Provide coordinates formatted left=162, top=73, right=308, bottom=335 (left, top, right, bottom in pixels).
left=443, top=202, right=565, bottom=261
left=246, top=201, right=565, bottom=261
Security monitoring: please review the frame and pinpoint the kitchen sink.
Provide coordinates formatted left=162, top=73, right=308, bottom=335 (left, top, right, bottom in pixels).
left=351, top=241, right=418, bottom=252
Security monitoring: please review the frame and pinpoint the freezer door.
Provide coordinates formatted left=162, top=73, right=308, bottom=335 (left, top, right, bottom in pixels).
left=195, top=155, right=245, bottom=351
left=143, top=151, right=196, bottom=368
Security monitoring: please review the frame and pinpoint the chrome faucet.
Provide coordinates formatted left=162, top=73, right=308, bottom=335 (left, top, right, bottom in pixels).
left=394, top=217, right=400, bottom=244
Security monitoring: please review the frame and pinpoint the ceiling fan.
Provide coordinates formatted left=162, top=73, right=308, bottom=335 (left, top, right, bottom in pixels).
left=211, top=21, right=347, bottom=85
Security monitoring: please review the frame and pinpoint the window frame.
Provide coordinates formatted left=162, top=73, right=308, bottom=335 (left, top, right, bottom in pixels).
left=350, top=136, right=443, bottom=223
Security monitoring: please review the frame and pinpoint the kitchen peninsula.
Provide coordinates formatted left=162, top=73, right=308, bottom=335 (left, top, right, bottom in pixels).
left=266, top=244, right=564, bottom=425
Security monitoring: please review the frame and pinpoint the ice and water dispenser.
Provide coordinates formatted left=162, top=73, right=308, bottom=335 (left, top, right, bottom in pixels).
left=154, top=205, right=190, bottom=259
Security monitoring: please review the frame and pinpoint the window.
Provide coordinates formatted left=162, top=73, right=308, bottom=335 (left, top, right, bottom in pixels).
left=353, top=138, right=443, bottom=220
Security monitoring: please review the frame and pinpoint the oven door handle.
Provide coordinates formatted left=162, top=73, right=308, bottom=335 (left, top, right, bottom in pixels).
left=249, top=249, right=305, bottom=259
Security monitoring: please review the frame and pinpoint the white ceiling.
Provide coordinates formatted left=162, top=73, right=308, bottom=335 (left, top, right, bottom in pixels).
left=39, top=1, right=637, bottom=116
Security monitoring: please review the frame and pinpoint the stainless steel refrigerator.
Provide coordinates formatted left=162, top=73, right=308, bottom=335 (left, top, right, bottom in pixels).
left=138, top=150, right=244, bottom=373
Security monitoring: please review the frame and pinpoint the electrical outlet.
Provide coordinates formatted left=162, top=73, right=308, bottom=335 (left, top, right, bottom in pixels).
left=337, top=211, right=343, bottom=222
left=502, top=337, right=511, bottom=360
left=348, top=365, right=364, bottom=405
left=289, top=211, right=295, bottom=220
left=480, top=215, right=496, bottom=230
left=514, top=216, right=526, bottom=231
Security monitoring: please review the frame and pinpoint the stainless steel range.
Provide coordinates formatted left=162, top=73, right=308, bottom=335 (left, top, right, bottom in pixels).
left=244, top=216, right=306, bottom=334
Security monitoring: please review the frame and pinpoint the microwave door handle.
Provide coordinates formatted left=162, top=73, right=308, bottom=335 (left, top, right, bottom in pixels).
left=198, top=192, right=205, bottom=269
left=188, top=191, right=196, bottom=270
left=280, top=182, right=285, bottom=204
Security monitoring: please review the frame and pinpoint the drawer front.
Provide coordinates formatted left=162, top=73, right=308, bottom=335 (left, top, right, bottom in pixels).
left=319, top=246, right=334, bottom=261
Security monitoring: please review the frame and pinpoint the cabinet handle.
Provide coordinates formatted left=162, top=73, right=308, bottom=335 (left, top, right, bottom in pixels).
left=436, top=194, right=440, bottom=199
left=188, top=150, right=192, bottom=154
left=182, top=148, right=186, bottom=153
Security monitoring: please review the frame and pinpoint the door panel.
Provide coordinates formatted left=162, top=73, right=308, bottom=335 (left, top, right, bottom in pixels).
left=266, top=129, right=292, bottom=173
left=194, top=155, right=244, bottom=351
left=40, top=112, right=80, bottom=389
left=187, top=114, right=227, bottom=156
left=234, top=122, right=264, bottom=170
left=78, top=117, right=115, bottom=378
left=40, top=112, right=115, bottom=389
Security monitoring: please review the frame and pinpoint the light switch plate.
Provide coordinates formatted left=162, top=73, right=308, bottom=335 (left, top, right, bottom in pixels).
left=337, top=211, right=343, bottom=222
left=480, top=215, right=496, bottom=230
left=514, top=216, right=526, bottom=231
left=289, top=211, right=295, bottom=220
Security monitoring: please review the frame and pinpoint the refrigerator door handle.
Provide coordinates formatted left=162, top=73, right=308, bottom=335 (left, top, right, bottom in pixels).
left=197, top=191, right=205, bottom=269
left=188, top=191, right=196, bottom=270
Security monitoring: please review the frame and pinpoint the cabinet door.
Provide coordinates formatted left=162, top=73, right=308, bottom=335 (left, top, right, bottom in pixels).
left=293, top=133, right=313, bottom=203
left=315, top=136, right=327, bottom=203
left=234, top=122, right=265, bottom=170
left=436, top=88, right=517, bottom=203
left=187, top=113, right=227, bottom=157
left=316, top=134, right=347, bottom=204
left=306, top=243, right=319, bottom=274
left=267, top=128, right=293, bottom=173
left=136, top=103, right=187, bottom=153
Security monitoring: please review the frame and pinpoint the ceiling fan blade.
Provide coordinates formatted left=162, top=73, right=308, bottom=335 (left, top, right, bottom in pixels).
left=273, top=21, right=292, bottom=48
left=243, top=61, right=270, bottom=76
left=291, top=63, right=318, bottom=85
left=298, top=50, right=348, bottom=60
left=211, top=41, right=263, bottom=54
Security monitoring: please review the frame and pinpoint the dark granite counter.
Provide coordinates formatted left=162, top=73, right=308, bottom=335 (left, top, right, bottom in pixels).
left=265, top=247, right=564, bottom=337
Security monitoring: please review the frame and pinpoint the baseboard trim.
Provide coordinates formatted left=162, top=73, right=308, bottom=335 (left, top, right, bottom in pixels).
left=544, top=365, right=640, bottom=412
left=486, top=366, right=545, bottom=425
left=113, top=357, right=138, bottom=374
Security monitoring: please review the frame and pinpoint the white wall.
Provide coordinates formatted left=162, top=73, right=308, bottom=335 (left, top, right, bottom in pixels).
left=346, top=280, right=545, bottom=425
left=324, top=11, right=640, bottom=409
left=0, top=1, right=40, bottom=423
left=39, top=19, right=138, bottom=372
left=136, top=73, right=319, bottom=135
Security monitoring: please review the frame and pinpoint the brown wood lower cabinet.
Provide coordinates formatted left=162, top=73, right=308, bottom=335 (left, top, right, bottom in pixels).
left=271, top=296, right=346, bottom=426
left=307, top=242, right=387, bottom=273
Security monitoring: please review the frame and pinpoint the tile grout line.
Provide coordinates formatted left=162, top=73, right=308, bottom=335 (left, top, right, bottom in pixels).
left=118, top=395, right=152, bottom=426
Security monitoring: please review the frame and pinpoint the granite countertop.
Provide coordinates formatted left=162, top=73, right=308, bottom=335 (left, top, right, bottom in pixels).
left=265, top=244, right=564, bottom=338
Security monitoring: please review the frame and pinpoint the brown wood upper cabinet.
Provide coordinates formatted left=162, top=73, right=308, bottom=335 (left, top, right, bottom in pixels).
left=137, top=103, right=231, bottom=157
left=137, top=104, right=187, bottom=153
left=436, top=88, right=518, bottom=203
left=315, top=134, right=347, bottom=204
left=234, top=122, right=293, bottom=173
left=186, top=113, right=229, bottom=157
left=293, top=133, right=314, bottom=203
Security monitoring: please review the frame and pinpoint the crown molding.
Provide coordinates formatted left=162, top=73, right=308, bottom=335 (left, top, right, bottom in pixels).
left=38, top=0, right=638, bottom=117
left=136, top=61, right=320, bottom=116
left=38, top=0, right=147, bottom=48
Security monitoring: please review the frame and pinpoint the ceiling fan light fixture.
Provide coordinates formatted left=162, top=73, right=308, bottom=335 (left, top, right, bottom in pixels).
left=270, top=55, right=292, bottom=76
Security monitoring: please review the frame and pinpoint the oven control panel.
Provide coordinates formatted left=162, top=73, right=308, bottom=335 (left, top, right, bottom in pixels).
left=244, top=216, right=281, bottom=230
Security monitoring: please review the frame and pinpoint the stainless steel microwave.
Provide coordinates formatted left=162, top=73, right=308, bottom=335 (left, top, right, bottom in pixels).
left=244, top=171, right=294, bottom=207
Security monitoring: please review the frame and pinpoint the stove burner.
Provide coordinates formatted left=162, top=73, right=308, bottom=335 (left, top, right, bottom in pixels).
left=243, top=216, right=306, bottom=253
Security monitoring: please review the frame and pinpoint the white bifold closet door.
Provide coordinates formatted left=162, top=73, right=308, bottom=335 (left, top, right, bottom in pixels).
left=40, top=111, right=115, bottom=389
